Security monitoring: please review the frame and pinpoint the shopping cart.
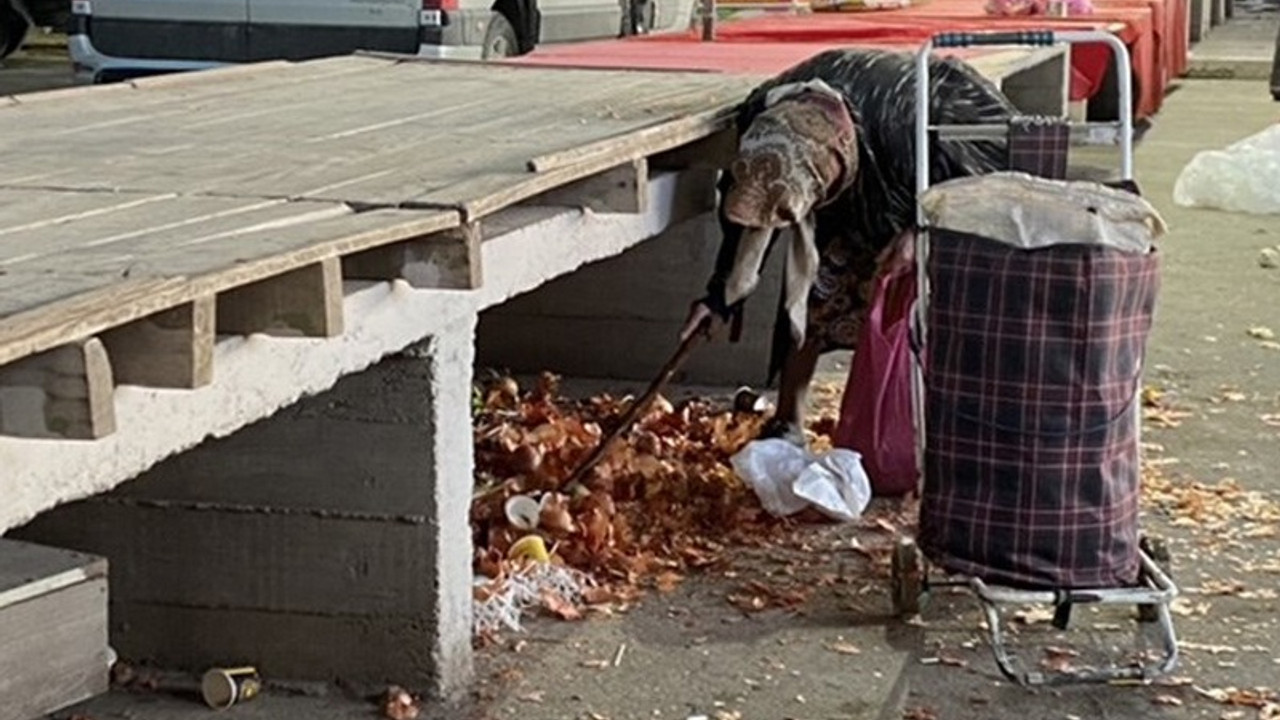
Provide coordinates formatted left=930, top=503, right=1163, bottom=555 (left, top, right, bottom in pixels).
left=889, top=30, right=1180, bottom=686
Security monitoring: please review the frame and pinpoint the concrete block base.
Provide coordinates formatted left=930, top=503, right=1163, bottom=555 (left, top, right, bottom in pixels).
left=9, top=319, right=477, bottom=699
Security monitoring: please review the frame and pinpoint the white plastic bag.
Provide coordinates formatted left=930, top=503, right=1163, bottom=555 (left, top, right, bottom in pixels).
left=731, top=440, right=872, bottom=522
left=1174, top=125, right=1280, bottom=215
left=793, top=450, right=873, bottom=522
left=731, top=439, right=813, bottom=517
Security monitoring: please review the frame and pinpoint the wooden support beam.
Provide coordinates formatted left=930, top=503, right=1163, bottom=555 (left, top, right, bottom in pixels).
left=342, top=222, right=482, bottom=289
left=0, top=338, right=117, bottom=440
left=651, top=127, right=738, bottom=172
left=99, top=296, right=216, bottom=389
left=527, top=159, right=649, bottom=214
left=216, top=258, right=344, bottom=338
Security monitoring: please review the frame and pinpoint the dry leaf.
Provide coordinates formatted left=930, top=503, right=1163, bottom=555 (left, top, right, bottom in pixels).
left=539, top=590, right=582, bottom=621
left=579, top=659, right=610, bottom=669
left=829, top=642, right=862, bottom=655
left=1171, top=597, right=1211, bottom=617
left=902, top=707, right=939, bottom=720
left=380, top=686, right=421, bottom=720
left=1040, top=646, right=1080, bottom=673
left=655, top=570, right=684, bottom=593
left=1151, top=695, right=1183, bottom=707
left=1183, top=642, right=1239, bottom=655
left=517, top=690, right=546, bottom=703
left=1247, top=327, right=1276, bottom=340
left=1012, top=606, right=1056, bottom=625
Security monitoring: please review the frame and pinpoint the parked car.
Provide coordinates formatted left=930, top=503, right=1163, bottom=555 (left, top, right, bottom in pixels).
left=64, top=0, right=697, bottom=83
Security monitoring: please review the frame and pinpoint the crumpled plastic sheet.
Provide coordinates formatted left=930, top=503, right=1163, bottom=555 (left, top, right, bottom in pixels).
left=731, top=439, right=872, bottom=522
left=473, top=562, right=590, bottom=636
left=921, top=172, right=1166, bottom=254
left=1174, top=124, right=1280, bottom=215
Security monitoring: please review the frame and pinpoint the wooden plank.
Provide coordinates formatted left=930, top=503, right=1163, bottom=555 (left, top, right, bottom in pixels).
left=0, top=278, right=194, bottom=368
left=0, top=66, right=753, bottom=210
left=0, top=189, right=175, bottom=237
left=526, top=105, right=737, bottom=173
left=0, top=338, right=116, bottom=440
left=0, top=200, right=459, bottom=288
left=651, top=126, right=739, bottom=171
left=0, top=208, right=457, bottom=368
left=342, top=222, right=482, bottom=289
left=216, top=258, right=344, bottom=338
left=528, top=159, right=649, bottom=213
left=99, top=296, right=216, bottom=389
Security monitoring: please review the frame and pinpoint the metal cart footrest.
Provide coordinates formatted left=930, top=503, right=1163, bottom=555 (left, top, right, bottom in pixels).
left=972, top=550, right=1180, bottom=686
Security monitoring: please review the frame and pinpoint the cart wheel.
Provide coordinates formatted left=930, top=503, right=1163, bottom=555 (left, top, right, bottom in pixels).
left=891, top=537, right=924, bottom=617
left=1138, top=534, right=1173, bottom=623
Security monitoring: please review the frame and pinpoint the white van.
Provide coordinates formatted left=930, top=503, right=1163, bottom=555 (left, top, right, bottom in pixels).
left=66, top=0, right=698, bottom=83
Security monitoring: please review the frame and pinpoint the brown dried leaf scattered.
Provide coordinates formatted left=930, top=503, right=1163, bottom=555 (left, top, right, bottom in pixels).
left=655, top=570, right=684, bottom=593
left=380, top=686, right=420, bottom=720
left=1194, top=686, right=1280, bottom=708
left=1012, top=606, right=1056, bottom=625
left=902, top=707, right=939, bottom=720
left=829, top=642, right=862, bottom=655
left=1040, top=646, right=1081, bottom=673
left=472, top=373, right=804, bottom=614
left=539, top=589, right=582, bottom=621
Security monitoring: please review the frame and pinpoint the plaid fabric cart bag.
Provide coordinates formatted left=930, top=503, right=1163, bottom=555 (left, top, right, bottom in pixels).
left=915, top=174, right=1162, bottom=591
left=893, top=30, right=1182, bottom=687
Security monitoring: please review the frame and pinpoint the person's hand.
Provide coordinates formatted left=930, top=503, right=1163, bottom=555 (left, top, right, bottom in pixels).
left=680, top=300, right=720, bottom=342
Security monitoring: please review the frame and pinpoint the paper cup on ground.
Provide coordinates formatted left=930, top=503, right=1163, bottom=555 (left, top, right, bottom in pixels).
left=201, top=667, right=262, bottom=709
left=504, top=495, right=541, bottom=530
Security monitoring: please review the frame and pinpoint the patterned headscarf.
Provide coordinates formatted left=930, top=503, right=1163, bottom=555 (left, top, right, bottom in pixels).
left=721, top=80, right=859, bottom=345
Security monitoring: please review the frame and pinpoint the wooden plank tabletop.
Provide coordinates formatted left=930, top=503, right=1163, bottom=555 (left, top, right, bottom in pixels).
left=0, top=57, right=757, bottom=208
left=0, top=56, right=759, bottom=368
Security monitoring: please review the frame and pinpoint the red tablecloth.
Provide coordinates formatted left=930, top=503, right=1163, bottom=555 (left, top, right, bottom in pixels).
left=689, top=2, right=1159, bottom=115
left=512, top=37, right=993, bottom=74
left=517, top=0, right=1191, bottom=119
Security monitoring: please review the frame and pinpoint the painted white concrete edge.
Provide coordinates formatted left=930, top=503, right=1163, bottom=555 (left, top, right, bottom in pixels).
left=0, top=171, right=698, bottom=533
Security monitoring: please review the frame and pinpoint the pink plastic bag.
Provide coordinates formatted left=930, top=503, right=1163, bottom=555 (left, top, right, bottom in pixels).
left=833, top=231, right=919, bottom=497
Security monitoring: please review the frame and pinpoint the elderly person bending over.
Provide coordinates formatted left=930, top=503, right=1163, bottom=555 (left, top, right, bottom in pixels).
left=682, top=48, right=1017, bottom=445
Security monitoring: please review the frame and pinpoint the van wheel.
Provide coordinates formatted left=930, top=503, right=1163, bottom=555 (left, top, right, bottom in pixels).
left=1, top=1, right=31, bottom=59
left=629, top=0, right=655, bottom=34
left=481, top=12, right=519, bottom=59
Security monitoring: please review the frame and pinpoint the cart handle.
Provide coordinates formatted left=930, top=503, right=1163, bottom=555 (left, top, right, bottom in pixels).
left=914, top=29, right=1135, bottom=218
left=933, top=30, right=1057, bottom=47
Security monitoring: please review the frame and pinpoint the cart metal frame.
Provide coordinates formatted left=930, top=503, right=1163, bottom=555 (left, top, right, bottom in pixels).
left=894, top=29, right=1180, bottom=687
